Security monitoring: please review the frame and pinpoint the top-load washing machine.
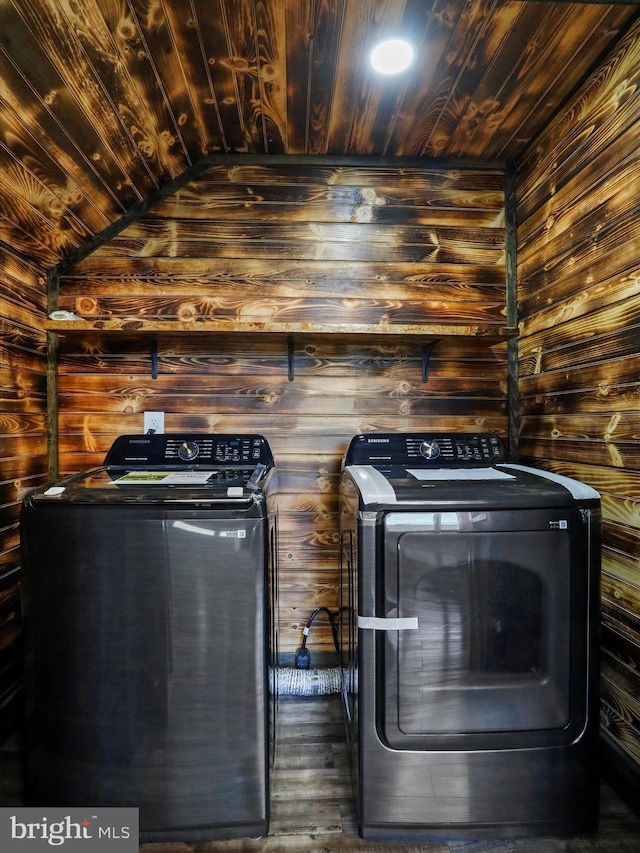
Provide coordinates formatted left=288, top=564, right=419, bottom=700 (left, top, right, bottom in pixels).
left=339, top=432, right=601, bottom=840
left=20, top=433, right=278, bottom=844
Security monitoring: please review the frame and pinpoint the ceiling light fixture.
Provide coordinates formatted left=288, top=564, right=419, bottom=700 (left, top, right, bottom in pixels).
left=369, top=38, right=415, bottom=75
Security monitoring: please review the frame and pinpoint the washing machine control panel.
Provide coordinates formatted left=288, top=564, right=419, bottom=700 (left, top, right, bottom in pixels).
left=104, top=434, right=274, bottom=467
left=345, top=432, right=507, bottom=468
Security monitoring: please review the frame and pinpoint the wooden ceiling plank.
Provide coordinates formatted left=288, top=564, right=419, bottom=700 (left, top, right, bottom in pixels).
left=116, top=0, right=205, bottom=168
left=445, top=0, right=549, bottom=158
left=302, top=0, right=348, bottom=155
left=344, top=0, right=441, bottom=156
left=0, top=53, right=134, bottom=217
left=0, top=169, right=84, bottom=257
left=190, top=0, right=250, bottom=151
left=253, top=0, right=288, bottom=153
left=356, top=0, right=429, bottom=155
left=325, top=0, right=380, bottom=155
left=485, top=5, right=638, bottom=160
left=68, top=0, right=193, bottom=176
left=416, top=0, right=519, bottom=158
left=159, top=0, right=228, bottom=156
left=381, top=0, right=465, bottom=156
left=283, top=0, right=314, bottom=152
left=217, top=0, right=265, bottom=152
left=0, top=99, right=112, bottom=238
left=3, top=0, right=159, bottom=200
left=383, top=0, right=486, bottom=157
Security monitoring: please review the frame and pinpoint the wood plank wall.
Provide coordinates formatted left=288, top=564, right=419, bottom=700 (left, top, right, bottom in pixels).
left=516, top=18, right=640, bottom=795
left=0, top=246, right=48, bottom=738
left=54, top=161, right=509, bottom=654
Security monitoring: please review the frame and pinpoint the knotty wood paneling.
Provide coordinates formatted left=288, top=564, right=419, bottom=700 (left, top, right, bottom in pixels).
left=516, top=15, right=640, bottom=804
left=54, top=160, right=509, bottom=653
left=0, top=246, right=48, bottom=740
left=2, top=1, right=637, bottom=289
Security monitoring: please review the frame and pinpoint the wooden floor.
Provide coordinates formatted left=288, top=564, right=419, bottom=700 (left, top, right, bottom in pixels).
left=2, top=695, right=640, bottom=851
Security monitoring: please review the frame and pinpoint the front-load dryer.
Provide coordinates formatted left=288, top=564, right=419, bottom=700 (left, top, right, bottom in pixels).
left=21, top=433, right=278, bottom=844
left=339, top=432, right=601, bottom=840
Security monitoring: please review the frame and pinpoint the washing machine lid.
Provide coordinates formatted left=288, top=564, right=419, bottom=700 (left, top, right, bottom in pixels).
left=36, top=465, right=264, bottom=498
left=28, top=433, right=276, bottom=505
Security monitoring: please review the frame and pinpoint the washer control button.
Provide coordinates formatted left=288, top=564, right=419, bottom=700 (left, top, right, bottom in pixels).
left=420, top=440, right=441, bottom=460
left=178, top=441, right=199, bottom=461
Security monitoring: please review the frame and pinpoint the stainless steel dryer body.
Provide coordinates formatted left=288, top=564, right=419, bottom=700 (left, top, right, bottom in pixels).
left=340, top=432, right=601, bottom=840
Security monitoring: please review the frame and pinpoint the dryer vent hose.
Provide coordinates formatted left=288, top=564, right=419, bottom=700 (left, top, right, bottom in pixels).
left=276, top=666, right=341, bottom=696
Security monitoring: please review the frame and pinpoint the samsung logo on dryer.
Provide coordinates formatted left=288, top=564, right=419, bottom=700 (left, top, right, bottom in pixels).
left=366, top=438, right=390, bottom=443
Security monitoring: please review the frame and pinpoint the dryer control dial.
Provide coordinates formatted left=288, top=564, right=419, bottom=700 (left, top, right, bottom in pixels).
left=178, top=440, right=199, bottom=461
left=420, top=440, right=441, bottom=460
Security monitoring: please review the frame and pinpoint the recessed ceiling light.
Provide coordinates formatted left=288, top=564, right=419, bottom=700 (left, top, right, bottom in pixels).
left=369, top=38, right=414, bottom=75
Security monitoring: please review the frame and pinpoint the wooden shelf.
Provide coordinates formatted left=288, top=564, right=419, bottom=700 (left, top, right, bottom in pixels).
left=45, top=318, right=518, bottom=339
left=45, top=317, right=517, bottom=382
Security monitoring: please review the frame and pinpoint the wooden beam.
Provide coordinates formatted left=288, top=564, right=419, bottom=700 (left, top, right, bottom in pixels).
left=505, top=164, right=520, bottom=462
left=46, top=269, right=60, bottom=481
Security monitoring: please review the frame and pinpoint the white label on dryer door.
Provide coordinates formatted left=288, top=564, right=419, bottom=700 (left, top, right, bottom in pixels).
left=357, top=615, right=419, bottom=631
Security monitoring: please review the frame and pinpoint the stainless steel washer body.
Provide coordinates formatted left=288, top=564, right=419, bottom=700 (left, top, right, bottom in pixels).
left=21, top=433, right=278, bottom=844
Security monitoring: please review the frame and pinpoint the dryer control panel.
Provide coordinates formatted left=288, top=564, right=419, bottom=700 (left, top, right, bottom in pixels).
left=104, top=434, right=274, bottom=467
left=344, top=432, right=507, bottom=468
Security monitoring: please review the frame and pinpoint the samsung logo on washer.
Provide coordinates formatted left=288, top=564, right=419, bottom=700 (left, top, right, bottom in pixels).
left=0, top=808, right=138, bottom=851
left=367, top=438, right=390, bottom=443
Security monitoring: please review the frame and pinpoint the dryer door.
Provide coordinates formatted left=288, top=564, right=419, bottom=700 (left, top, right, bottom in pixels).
left=380, top=508, right=589, bottom=750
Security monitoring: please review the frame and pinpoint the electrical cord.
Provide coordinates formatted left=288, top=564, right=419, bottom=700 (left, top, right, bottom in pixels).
left=294, top=606, right=341, bottom=669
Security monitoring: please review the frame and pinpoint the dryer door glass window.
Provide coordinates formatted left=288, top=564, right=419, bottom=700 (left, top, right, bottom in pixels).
left=382, top=513, right=571, bottom=738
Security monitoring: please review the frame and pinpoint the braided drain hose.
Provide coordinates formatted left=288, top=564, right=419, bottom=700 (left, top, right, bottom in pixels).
left=275, top=666, right=342, bottom=696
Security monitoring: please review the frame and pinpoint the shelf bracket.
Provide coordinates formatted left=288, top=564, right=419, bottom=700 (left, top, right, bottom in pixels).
left=150, top=339, right=158, bottom=380
left=422, top=340, right=439, bottom=383
left=288, top=335, right=295, bottom=382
